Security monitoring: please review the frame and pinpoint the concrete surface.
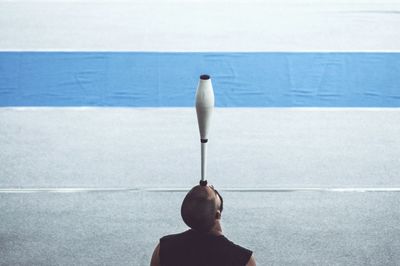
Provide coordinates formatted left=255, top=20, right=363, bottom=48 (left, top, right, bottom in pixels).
left=1, top=0, right=400, bottom=51
left=1, top=108, right=400, bottom=188
left=1, top=191, right=399, bottom=265
left=1, top=108, right=400, bottom=265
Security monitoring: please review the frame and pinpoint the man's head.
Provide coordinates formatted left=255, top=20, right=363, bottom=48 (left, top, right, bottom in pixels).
left=181, top=185, right=224, bottom=233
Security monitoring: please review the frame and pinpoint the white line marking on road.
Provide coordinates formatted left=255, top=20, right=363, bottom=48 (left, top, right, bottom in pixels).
left=1, top=187, right=400, bottom=193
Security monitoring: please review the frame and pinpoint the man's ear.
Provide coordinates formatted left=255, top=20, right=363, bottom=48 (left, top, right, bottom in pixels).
left=215, top=210, right=221, bottom=220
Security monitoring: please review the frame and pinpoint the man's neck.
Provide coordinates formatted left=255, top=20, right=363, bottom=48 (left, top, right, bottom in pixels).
left=209, top=220, right=223, bottom=236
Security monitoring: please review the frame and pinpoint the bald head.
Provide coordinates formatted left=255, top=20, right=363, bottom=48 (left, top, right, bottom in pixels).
left=181, top=185, right=222, bottom=233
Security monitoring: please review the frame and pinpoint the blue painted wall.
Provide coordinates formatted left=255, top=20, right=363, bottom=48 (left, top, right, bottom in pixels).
left=0, top=52, right=399, bottom=107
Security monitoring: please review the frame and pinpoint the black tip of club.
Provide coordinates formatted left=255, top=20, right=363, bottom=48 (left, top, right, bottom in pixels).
left=200, top=74, right=210, bottom=80
left=199, top=180, right=208, bottom=186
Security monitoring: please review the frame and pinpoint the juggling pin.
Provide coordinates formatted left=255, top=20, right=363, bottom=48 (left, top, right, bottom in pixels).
left=195, top=74, right=215, bottom=186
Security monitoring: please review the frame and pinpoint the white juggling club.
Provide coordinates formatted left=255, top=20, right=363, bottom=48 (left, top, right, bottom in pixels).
left=195, top=74, right=215, bottom=186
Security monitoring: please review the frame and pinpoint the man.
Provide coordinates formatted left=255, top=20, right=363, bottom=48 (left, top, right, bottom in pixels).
left=150, top=184, right=256, bottom=266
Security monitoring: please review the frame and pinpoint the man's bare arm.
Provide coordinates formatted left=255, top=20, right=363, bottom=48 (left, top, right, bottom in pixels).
left=246, top=254, right=256, bottom=266
left=150, top=243, right=160, bottom=266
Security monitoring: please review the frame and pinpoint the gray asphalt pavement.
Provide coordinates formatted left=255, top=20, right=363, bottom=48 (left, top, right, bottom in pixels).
left=1, top=191, right=399, bottom=265
left=1, top=108, right=400, bottom=265
left=1, top=108, right=399, bottom=188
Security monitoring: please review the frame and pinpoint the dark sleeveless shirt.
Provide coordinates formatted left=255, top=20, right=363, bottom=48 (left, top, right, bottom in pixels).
left=159, top=230, right=252, bottom=266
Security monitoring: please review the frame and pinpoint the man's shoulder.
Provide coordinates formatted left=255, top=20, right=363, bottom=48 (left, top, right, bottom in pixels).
left=220, top=235, right=252, bottom=252
left=160, top=230, right=190, bottom=244
left=160, top=230, right=192, bottom=243
left=159, top=230, right=193, bottom=261
left=218, top=235, right=253, bottom=264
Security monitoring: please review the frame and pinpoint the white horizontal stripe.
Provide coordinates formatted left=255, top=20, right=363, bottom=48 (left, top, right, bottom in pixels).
left=1, top=1, right=400, bottom=51
left=1, top=187, right=400, bottom=193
